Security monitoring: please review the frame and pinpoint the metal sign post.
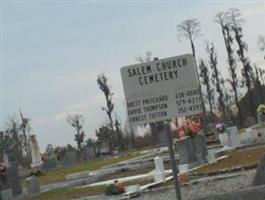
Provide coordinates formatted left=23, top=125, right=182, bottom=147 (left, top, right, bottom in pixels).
left=166, top=123, right=182, bottom=200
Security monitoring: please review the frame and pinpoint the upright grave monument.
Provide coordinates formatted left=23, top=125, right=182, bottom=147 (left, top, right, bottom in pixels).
left=29, top=135, right=43, bottom=168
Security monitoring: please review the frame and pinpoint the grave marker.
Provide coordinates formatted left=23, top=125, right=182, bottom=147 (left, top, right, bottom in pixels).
left=6, top=162, right=22, bottom=196
left=26, top=176, right=40, bottom=194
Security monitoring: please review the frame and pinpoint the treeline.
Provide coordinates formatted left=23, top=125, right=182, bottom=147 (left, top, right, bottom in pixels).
left=1, top=8, right=265, bottom=162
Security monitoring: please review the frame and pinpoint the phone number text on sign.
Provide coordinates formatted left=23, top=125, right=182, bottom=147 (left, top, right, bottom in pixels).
left=121, top=54, right=203, bottom=126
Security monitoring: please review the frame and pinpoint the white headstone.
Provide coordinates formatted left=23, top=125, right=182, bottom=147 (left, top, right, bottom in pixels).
left=153, top=157, right=165, bottom=182
left=29, top=135, right=43, bottom=168
left=226, top=126, right=240, bottom=147
left=0, top=189, right=13, bottom=200
left=3, top=153, right=10, bottom=168
left=219, top=133, right=230, bottom=148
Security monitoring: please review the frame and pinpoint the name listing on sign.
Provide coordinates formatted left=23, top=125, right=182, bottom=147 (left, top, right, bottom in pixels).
left=121, top=54, right=203, bottom=126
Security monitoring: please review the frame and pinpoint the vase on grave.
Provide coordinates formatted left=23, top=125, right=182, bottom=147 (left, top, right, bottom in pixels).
left=257, top=104, right=265, bottom=124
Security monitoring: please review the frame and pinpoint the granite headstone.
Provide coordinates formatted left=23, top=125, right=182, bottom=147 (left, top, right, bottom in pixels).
left=176, top=136, right=197, bottom=165
left=83, top=146, right=96, bottom=161
left=192, top=134, right=208, bottom=162
left=6, top=162, right=22, bottom=196
left=61, top=150, right=78, bottom=166
left=253, top=153, right=265, bottom=186
left=26, top=176, right=40, bottom=194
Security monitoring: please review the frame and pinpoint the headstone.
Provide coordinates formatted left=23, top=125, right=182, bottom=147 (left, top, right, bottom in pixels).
left=61, top=150, right=78, bottom=166
left=176, top=136, right=197, bottom=165
left=29, top=135, right=43, bottom=168
left=41, top=157, right=58, bottom=171
left=0, top=171, right=9, bottom=191
left=192, top=134, right=208, bottom=163
left=3, top=154, right=9, bottom=168
left=6, top=162, right=22, bottom=196
left=205, top=123, right=216, bottom=137
left=153, top=157, right=165, bottom=182
left=240, top=128, right=256, bottom=144
left=99, top=140, right=110, bottom=154
left=244, top=116, right=256, bottom=127
left=219, top=127, right=240, bottom=148
left=176, top=136, right=199, bottom=173
left=83, top=146, right=96, bottom=161
left=258, top=113, right=265, bottom=124
left=252, top=153, right=265, bottom=186
left=219, top=133, right=230, bottom=147
left=25, top=176, right=40, bottom=194
left=226, top=126, right=240, bottom=148
left=0, top=189, right=13, bottom=200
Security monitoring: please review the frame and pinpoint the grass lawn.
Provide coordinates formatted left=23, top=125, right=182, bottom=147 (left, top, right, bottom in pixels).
left=191, top=146, right=265, bottom=174
left=23, top=178, right=152, bottom=200
left=34, top=153, right=138, bottom=185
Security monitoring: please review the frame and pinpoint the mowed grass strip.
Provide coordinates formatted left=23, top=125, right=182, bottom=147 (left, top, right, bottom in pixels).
left=192, top=146, right=265, bottom=174
left=36, top=153, right=138, bottom=185
left=23, top=178, right=152, bottom=200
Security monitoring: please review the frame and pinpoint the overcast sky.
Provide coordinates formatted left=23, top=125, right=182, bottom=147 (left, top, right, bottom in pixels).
left=1, top=0, right=264, bottom=150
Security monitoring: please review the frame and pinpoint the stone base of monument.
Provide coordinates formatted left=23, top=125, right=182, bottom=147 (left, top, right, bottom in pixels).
left=125, top=184, right=140, bottom=194
left=153, top=172, right=166, bottom=182
left=0, top=189, right=13, bottom=200
left=206, top=152, right=216, bottom=164
left=178, top=162, right=199, bottom=174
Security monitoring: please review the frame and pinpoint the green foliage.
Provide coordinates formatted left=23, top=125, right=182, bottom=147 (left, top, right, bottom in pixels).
left=67, top=114, right=85, bottom=151
left=257, top=104, right=265, bottom=115
left=96, top=125, right=112, bottom=143
left=105, top=184, right=118, bottom=195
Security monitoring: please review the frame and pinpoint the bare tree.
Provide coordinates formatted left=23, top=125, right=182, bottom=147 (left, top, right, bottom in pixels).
left=67, top=114, right=85, bottom=152
left=215, top=11, right=243, bottom=125
left=4, top=117, right=23, bottom=163
left=206, top=42, right=226, bottom=120
left=177, top=18, right=201, bottom=60
left=199, top=59, right=214, bottom=120
left=97, top=74, right=115, bottom=150
left=258, top=35, right=265, bottom=52
left=254, top=64, right=264, bottom=103
left=227, top=8, right=256, bottom=120
left=18, top=109, right=32, bottom=164
left=114, top=118, right=125, bottom=151
left=135, top=51, right=152, bottom=63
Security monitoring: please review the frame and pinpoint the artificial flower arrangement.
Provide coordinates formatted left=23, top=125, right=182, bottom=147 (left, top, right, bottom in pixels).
left=176, top=115, right=203, bottom=139
left=216, top=123, right=226, bottom=133
left=257, top=104, right=265, bottom=115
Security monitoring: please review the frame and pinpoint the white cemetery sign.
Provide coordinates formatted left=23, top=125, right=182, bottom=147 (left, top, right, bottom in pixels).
left=121, top=54, right=203, bottom=125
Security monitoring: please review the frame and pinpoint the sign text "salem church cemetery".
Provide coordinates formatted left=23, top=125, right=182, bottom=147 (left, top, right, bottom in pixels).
left=121, top=54, right=203, bottom=125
